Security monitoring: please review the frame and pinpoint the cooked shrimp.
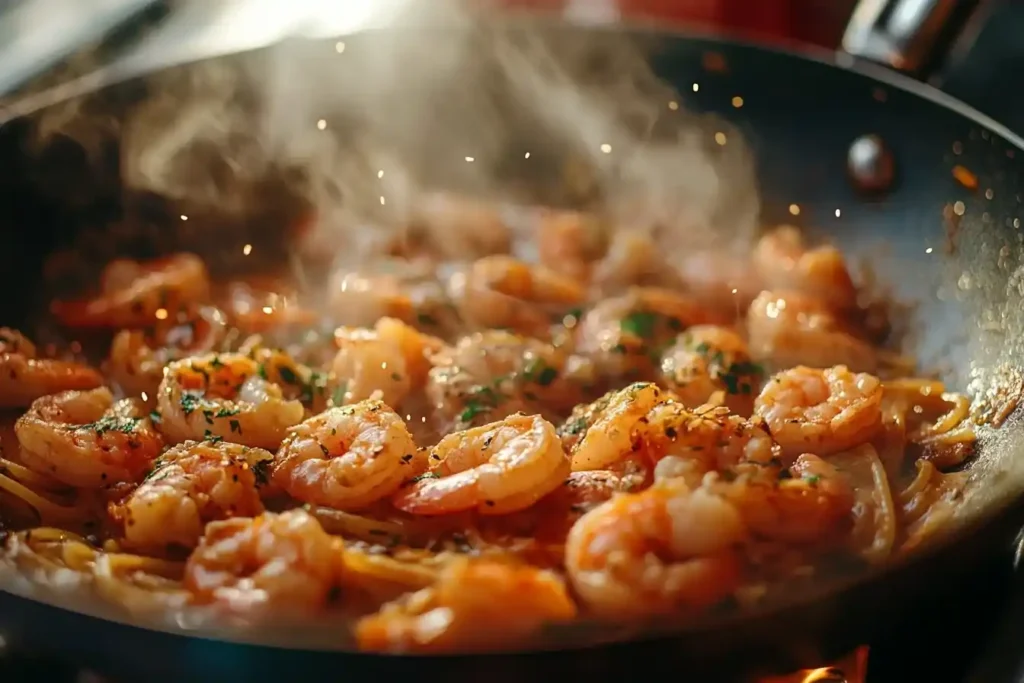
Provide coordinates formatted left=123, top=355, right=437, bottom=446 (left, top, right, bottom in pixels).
left=753, top=226, right=858, bottom=311
left=392, top=414, right=569, bottom=516
left=575, top=287, right=724, bottom=381
left=220, top=280, right=318, bottom=334
left=184, top=509, right=345, bottom=617
left=407, top=192, right=512, bottom=260
left=643, top=401, right=783, bottom=471
left=591, top=230, right=673, bottom=293
left=754, top=365, right=883, bottom=457
left=111, top=440, right=271, bottom=555
left=710, top=453, right=854, bottom=544
left=747, top=290, right=877, bottom=372
left=356, top=557, right=576, bottom=653
left=569, top=382, right=665, bottom=472
left=156, top=353, right=305, bottom=450
left=426, top=331, right=583, bottom=432
left=15, top=388, right=163, bottom=487
left=108, top=305, right=228, bottom=399
left=273, top=401, right=421, bottom=510
left=0, top=329, right=103, bottom=409
left=660, top=325, right=763, bottom=416
left=675, top=249, right=764, bottom=314
left=536, top=209, right=607, bottom=283
left=51, top=253, right=211, bottom=329
left=564, top=478, right=745, bottom=617
left=451, top=255, right=585, bottom=335
left=333, top=317, right=444, bottom=407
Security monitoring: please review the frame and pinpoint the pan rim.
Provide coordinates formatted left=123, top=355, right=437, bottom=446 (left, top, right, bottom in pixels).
left=2, top=13, right=1024, bottom=658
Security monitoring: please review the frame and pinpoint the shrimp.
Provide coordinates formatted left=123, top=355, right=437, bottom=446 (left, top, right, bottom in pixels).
left=108, top=305, right=228, bottom=399
left=660, top=325, right=763, bottom=416
left=156, top=353, right=305, bottom=450
left=536, top=209, right=607, bottom=283
left=747, top=290, right=877, bottom=372
left=220, top=279, right=318, bottom=334
left=753, top=226, right=858, bottom=311
left=407, top=192, right=512, bottom=261
left=111, top=440, right=271, bottom=555
left=564, top=478, right=745, bottom=617
left=575, top=287, right=724, bottom=381
left=356, top=557, right=576, bottom=653
left=332, top=317, right=444, bottom=407
left=392, top=414, right=570, bottom=516
left=643, top=401, right=783, bottom=472
left=51, top=253, right=211, bottom=329
left=754, top=365, right=883, bottom=457
left=569, top=382, right=665, bottom=472
left=183, top=509, right=345, bottom=617
left=451, top=255, right=585, bottom=335
left=710, top=454, right=854, bottom=544
left=15, top=387, right=163, bottom=487
left=426, top=331, right=583, bottom=432
left=0, top=328, right=103, bottom=408
left=273, top=401, right=421, bottom=510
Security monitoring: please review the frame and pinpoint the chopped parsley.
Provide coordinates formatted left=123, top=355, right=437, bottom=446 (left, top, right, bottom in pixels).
left=84, top=415, right=141, bottom=436
left=408, top=471, right=440, bottom=484
left=278, top=365, right=298, bottom=385
left=149, top=410, right=162, bottom=424
left=523, top=358, right=558, bottom=387
left=179, top=391, right=203, bottom=416
left=803, top=474, right=821, bottom=485
left=251, top=459, right=271, bottom=486
left=215, top=407, right=239, bottom=418
left=229, top=419, right=242, bottom=434
left=203, top=430, right=224, bottom=444
left=620, top=311, right=660, bottom=339
left=331, top=382, right=349, bottom=407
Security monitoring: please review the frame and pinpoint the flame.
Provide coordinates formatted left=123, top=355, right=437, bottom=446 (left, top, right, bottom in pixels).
left=759, top=646, right=868, bottom=683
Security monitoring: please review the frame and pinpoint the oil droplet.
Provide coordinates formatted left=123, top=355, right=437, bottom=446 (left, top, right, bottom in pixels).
left=243, top=244, right=252, bottom=255
left=524, top=152, right=531, bottom=159
left=925, top=247, right=934, bottom=254
left=952, top=141, right=963, bottom=155
left=953, top=201, right=966, bottom=216
left=731, top=96, right=744, bottom=108
left=600, top=143, right=612, bottom=154
left=789, top=204, right=801, bottom=216
left=335, top=41, right=346, bottom=53
left=155, top=308, right=168, bottom=320
left=834, top=209, right=841, bottom=218
left=714, top=132, right=727, bottom=146
left=668, top=100, right=679, bottom=110
left=465, top=156, right=475, bottom=163
left=377, top=170, right=384, bottom=179
left=262, top=306, right=273, bottom=315
left=317, top=119, right=327, bottom=130
left=180, top=215, right=188, bottom=221
left=380, top=196, right=386, bottom=205
left=985, top=188, right=994, bottom=200
left=141, top=391, right=149, bottom=402
left=692, top=83, right=700, bottom=92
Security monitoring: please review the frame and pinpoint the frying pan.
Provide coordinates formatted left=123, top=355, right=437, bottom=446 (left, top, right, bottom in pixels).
left=2, top=12, right=1024, bottom=683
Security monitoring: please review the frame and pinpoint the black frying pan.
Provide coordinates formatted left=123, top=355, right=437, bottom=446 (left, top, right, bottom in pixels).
left=2, top=15, right=1024, bottom=683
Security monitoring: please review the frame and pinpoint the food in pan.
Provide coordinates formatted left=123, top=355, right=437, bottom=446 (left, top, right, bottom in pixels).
left=0, top=210, right=986, bottom=652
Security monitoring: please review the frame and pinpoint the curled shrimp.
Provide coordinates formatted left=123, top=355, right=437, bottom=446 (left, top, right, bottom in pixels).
left=426, top=331, right=583, bottom=433
left=184, top=509, right=345, bottom=617
left=356, top=556, right=576, bottom=653
left=15, top=387, right=163, bottom=487
left=0, top=328, right=103, bottom=408
left=753, top=226, right=858, bottom=311
left=536, top=209, right=607, bottom=283
left=564, top=478, right=745, bottom=617
left=747, top=290, right=877, bottom=372
left=392, top=414, right=570, bottom=516
left=111, top=440, right=271, bottom=555
left=710, top=454, right=855, bottom=544
left=51, top=253, right=210, bottom=329
left=272, top=401, right=421, bottom=510
left=575, top=287, right=723, bottom=381
left=108, top=305, right=228, bottom=399
left=156, top=353, right=305, bottom=450
left=754, top=365, right=883, bottom=457
left=451, top=255, right=585, bottom=335
left=660, top=325, right=763, bottom=416
left=643, top=401, right=782, bottom=472
left=333, top=317, right=444, bottom=407
left=569, top=382, right=665, bottom=472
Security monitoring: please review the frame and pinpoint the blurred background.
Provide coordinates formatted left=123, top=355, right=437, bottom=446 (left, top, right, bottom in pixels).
left=2, top=0, right=1022, bottom=133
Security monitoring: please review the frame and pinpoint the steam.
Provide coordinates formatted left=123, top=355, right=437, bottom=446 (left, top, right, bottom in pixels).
left=33, top=0, right=762, bottom=277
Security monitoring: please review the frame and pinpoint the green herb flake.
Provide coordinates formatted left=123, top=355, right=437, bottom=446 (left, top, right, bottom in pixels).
left=278, top=365, right=298, bottom=385
left=620, top=311, right=660, bottom=339
left=229, top=419, right=242, bottom=434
